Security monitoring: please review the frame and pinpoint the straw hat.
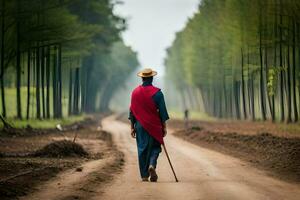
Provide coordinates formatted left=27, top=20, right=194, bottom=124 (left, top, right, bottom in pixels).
left=137, top=68, right=157, bottom=77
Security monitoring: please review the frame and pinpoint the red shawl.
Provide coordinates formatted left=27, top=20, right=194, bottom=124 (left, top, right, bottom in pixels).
left=130, top=85, right=164, bottom=144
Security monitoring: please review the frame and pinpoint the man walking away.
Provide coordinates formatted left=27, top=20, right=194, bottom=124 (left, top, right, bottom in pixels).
left=129, top=68, right=169, bottom=182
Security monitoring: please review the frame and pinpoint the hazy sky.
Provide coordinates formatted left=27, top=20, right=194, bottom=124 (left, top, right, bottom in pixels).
left=114, top=0, right=200, bottom=76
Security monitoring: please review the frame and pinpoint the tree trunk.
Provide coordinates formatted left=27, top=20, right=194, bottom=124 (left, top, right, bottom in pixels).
left=222, top=76, right=227, bottom=118
left=0, top=0, right=6, bottom=117
left=228, top=85, right=233, bottom=118
left=250, top=73, right=255, bottom=121
left=80, top=66, right=87, bottom=112
left=271, top=0, right=278, bottom=122
left=16, top=0, right=22, bottom=119
left=0, top=71, right=5, bottom=117
left=57, top=44, right=62, bottom=118
left=265, top=47, right=274, bottom=121
left=73, top=67, right=80, bottom=115
left=279, top=0, right=285, bottom=122
left=297, top=23, right=300, bottom=121
left=36, top=47, right=41, bottom=119
left=82, top=56, right=94, bottom=113
left=247, top=47, right=252, bottom=118
left=68, top=67, right=73, bottom=115
left=234, top=81, right=241, bottom=120
left=212, top=86, right=217, bottom=117
left=219, top=86, right=223, bottom=118
left=46, top=46, right=50, bottom=118
left=31, top=49, right=36, bottom=118
left=271, top=41, right=277, bottom=122
left=41, top=47, right=46, bottom=118
left=52, top=47, right=57, bottom=118
left=259, top=16, right=266, bottom=121
left=292, top=20, right=298, bottom=122
left=286, top=40, right=292, bottom=123
left=241, top=48, right=247, bottom=119
left=26, top=50, right=31, bottom=119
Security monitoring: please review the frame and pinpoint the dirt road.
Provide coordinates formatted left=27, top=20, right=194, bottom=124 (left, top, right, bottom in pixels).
left=98, top=116, right=300, bottom=200
left=20, top=115, right=300, bottom=200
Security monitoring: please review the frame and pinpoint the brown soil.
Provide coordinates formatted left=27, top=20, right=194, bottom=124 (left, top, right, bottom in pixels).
left=0, top=115, right=122, bottom=200
left=97, top=115, right=300, bottom=200
left=171, top=120, right=300, bottom=183
left=168, top=119, right=300, bottom=138
left=34, top=140, right=89, bottom=158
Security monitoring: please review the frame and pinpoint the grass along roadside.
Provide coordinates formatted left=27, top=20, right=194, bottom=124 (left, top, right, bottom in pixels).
left=0, top=114, right=88, bottom=129
left=168, top=110, right=216, bottom=121
left=169, top=109, right=300, bottom=137
left=0, top=87, right=70, bottom=118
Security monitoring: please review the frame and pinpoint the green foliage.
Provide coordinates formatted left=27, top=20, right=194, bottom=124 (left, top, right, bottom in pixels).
left=165, top=0, right=300, bottom=122
left=169, top=110, right=216, bottom=121
left=0, top=0, right=139, bottom=119
left=267, top=67, right=278, bottom=96
left=2, top=115, right=87, bottom=129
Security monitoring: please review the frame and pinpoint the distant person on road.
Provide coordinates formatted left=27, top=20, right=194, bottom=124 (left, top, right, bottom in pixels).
left=184, top=109, right=189, bottom=129
left=129, top=68, right=169, bottom=182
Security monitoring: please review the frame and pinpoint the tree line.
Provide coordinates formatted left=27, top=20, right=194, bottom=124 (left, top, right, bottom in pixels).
left=0, top=0, right=139, bottom=120
left=165, top=0, right=300, bottom=123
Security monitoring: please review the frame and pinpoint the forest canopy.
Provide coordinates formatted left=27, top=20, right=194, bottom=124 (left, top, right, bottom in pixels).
left=0, top=0, right=139, bottom=119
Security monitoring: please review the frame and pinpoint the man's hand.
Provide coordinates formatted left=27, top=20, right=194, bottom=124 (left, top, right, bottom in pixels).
left=131, top=128, right=136, bottom=138
left=162, top=122, right=167, bottom=137
left=163, top=127, right=167, bottom=137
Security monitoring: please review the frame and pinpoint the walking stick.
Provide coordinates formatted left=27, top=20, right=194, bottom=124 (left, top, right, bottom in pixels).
left=162, top=143, right=179, bottom=182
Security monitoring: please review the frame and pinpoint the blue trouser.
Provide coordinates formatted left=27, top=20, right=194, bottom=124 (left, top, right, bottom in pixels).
left=135, top=121, right=162, bottom=178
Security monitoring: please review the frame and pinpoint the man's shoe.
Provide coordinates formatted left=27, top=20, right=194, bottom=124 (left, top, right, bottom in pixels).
left=148, top=165, right=158, bottom=182
left=142, top=177, right=149, bottom=182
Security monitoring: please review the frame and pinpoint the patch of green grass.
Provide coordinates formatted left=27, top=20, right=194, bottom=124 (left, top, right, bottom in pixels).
left=277, top=123, right=300, bottom=135
left=0, top=87, right=69, bottom=118
left=2, top=115, right=87, bottom=129
left=169, top=110, right=216, bottom=121
left=0, top=87, right=85, bottom=129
